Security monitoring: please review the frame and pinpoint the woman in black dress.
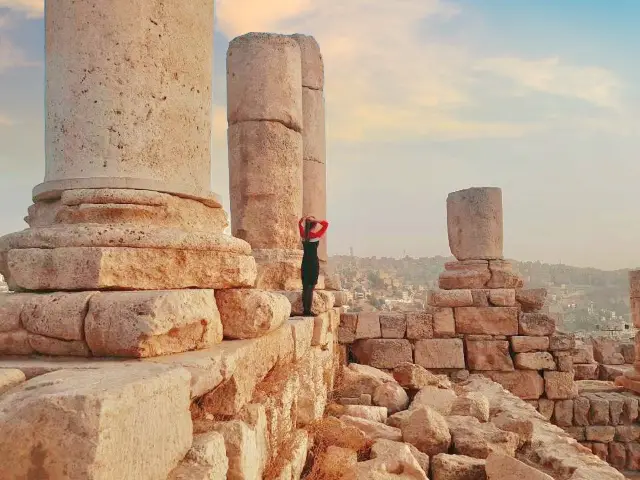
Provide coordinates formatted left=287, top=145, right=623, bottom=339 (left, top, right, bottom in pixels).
left=298, top=215, right=329, bottom=316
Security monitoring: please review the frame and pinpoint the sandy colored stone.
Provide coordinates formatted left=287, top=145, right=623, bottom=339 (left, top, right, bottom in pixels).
left=585, top=426, right=615, bottom=442
left=251, top=249, right=304, bottom=291
left=279, top=289, right=334, bottom=317
left=28, top=333, right=91, bottom=357
left=455, top=307, right=518, bottom=335
left=432, top=453, right=487, bottom=480
left=621, top=342, right=635, bottom=364
left=592, top=338, right=624, bottom=365
left=314, top=445, right=357, bottom=479
left=471, top=289, right=491, bottom=306
left=410, top=386, right=458, bottom=416
left=549, top=333, right=575, bottom=352
left=379, top=313, right=406, bottom=338
left=486, top=261, right=523, bottom=289
left=630, top=269, right=640, bottom=298
left=518, top=313, right=556, bottom=336
left=227, top=33, right=302, bottom=131
left=439, top=269, right=491, bottom=290
left=215, top=289, right=290, bottom=340
left=213, top=416, right=267, bottom=480
left=574, top=397, right=590, bottom=426
left=0, top=365, right=192, bottom=480
left=488, top=289, right=516, bottom=307
left=339, top=312, right=358, bottom=343
left=85, top=290, right=222, bottom=358
left=0, top=368, right=25, bottom=395
left=20, top=291, right=95, bottom=341
left=574, top=364, right=599, bottom=381
left=538, top=399, right=554, bottom=420
left=370, top=439, right=429, bottom=476
left=7, top=247, right=256, bottom=291
left=402, top=405, right=451, bottom=456
left=0, top=292, right=31, bottom=332
left=415, top=338, right=465, bottom=369
left=310, top=416, right=369, bottom=453
left=373, top=382, right=409, bottom=414
left=447, top=187, right=503, bottom=261
left=515, top=289, right=547, bottom=313
left=343, top=445, right=427, bottom=480
left=341, top=405, right=388, bottom=423
left=467, top=340, right=514, bottom=371
left=450, top=392, right=490, bottom=422
left=228, top=120, right=303, bottom=251
left=0, top=329, right=34, bottom=355
left=340, top=415, right=402, bottom=442
left=553, top=399, right=574, bottom=427
left=406, top=311, right=434, bottom=339
left=355, top=312, right=382, bottom=339
left=39, top=0, right=215, bottom=204
left=175, top=431, right=228, bottom=480
left=393, top=362, right=443, bottom=389
left=351, top=339, right=413, bottom=369
left=336, top=364, right=396, bottom=398
left=484, top=371, right=544, bottom=400
left=544, top=371, right=578, bottom=400
left=490, top=412, right=533, bottom=447
left=510, top=336, right=549, bottom=353
left=447, top=415, right=519, bottom=459
left=514, top=352, right=556, bottom=370
left=297, top=348, right=333, bottom=426
left=433, top=308, right=456, bottom=337
left=429, top=289, right=473, bottom=307
left=485, top=453, right=553, bottom=480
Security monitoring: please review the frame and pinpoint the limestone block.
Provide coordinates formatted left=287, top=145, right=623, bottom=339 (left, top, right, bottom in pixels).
left=85, top=290, right=222, bottom=358
left=628, top=443, right=640, bottom=471
left=340, top=415, right=403, bottom=442
left=572, top=342, right=595, bottom=364
left=311, top=312, right=331, bottom=346
left=289, top=317, right=314, bottom=361
left=415, top=339, right=465, bottom=369
left=7, top=247, right=256, bottom=291
left=351, top=339, right=413, bottom=369
left=622, top=394, right=639, bottom=423
left=301, top=93, right=327, bottom=202
left=447, top=415, right=519, bottom=459
left=566, top=426, right=586, bottom=441
left=573, top=397, right=590, bottom=426
left=0, top=369, right=25, bottom=395
left=28, top=333, right=91, bottom=357
left=339, top=312, right=358, bottom=343
left=279, top=290, right=334, bottom=318
left=297, top=348, right=331, bottom=426
left=310, top=416, right=369, bottom=453
left=585, top=426, right=615, bottom=442
left=621, top=343, right=635, bottom=364
left=592, top=338, right=624, bottom=365
left=484, top=371, right=544, bottom=400
left=372, top=382, right=409, bottom=414
left=41, top=0, right=215, bottom=203
left=336, top=364, right=395, bottom=398
left=355, top=312, right=381, bottom=339
left=447, top=187, right=503, bottom=261
left=313, top=445, right=357, bottom=479
left=515, top=288, right=547, bottom=312
left=514, top=352, right=557, bottom=371
left=549, top=333, right=575, bottom=352
left=340, top=405, right=388, bottom=423
left=172, top=431, right=228, bottom=480
left=466, top=340, right=514, bottom=371
left=439, top=269, right=491, bottom=290
left=215, top=289, right=290, bottom=340
left=632, top=298, right=640, bottom=328
left=0, top=293, right=31, bottom=332
left=406, top=311, right=434, bottom=339
left=410, top=386, right=458, bottom=416
left=471, top=289, right=491, bottom=306
left=554, top=399, right=574, bottom=427
left=213, top=418, right=266, bottom=480
left=393, top=362, right=443, bottom=390
left=252, top=249, right=303, bottom=291
left=510, top=336, right=550, bottom=353
left=291, top=34, right=324, bottom=90
left=227, top=33, right=302, bottom=131
left=402, top=405, right=451, bottom=456
left=379, top=313, right=406, bottom=338
left=585, top=394, right=611, bottom=425
left=0, top=365, right=192, bottom=480
left=370, top=439, right=429, bottom=476
left=519, top=313, right=556, bottom=336
left=488, top=289, right=516, bottom=307
left=490, top=412, right=533, bottom=447
left=431, top=453, right=486, bottom=480
left=21, top=291, right=95, bottom=340
left=575, top=364, right=599, bottom=381
left=544, top=372, right=578, bottom=400
left=433, top=308, right=456, bottom=337
left=608, top=442, right=626, bottom=470
left=590, top=443, right=608, bottom=462
left=428, top=289, right=473, bottom=307
left=616, top=425, right=640, bottom=442
left=485, top=453, right=553, bottom=480
left=538, top=399, right=555, bottom=420
left=450, top=392, right=490, bottom=422
left=486, top=261, right=523, bottom=289
left=455, top=307, right=518, bottom=335
left=0, top=329, right=33, bottom=355
left=228, top=121, right=303, bottom=251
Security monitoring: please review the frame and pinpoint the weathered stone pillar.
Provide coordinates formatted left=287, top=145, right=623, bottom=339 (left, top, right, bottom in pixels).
left=227, top=33, right=305, bottom=290
left=0, top=0, right=260, bottom=358
left=619, top=271, right=640, bottom=392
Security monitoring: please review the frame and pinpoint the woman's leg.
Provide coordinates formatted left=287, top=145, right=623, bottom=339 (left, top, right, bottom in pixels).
left=302, top=284, right=315, bottom=316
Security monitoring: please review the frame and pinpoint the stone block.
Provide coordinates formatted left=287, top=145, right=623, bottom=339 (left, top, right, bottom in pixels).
left=466, top=340, right=514, bottom=371
left=0, top=330, right=34, bottom=355
left=627, top=442, right=640, bottom=470
left=373, top=382, right=410, bottom=414
left=470, top=289, right=490, bottom=306
left=519, top=313, right=555, bottom=336
left=20, top=291, right=95, bottom=341
left=351, top=339, right=413, bottom=369
left=574, top=397, right=590, bottom=426
left=6, top=247, right=256, bottom=290
left=439, top=269, right=491, bottom=290
left=393, top=363, right=442, bottom=390
left=406, top=311, right=434, bottom=339
left=0, top=369, right=25, bottom=395
left=510, top=336, right=550, bottom=353
left=544, top=372, right=577, bottom=400
left=585, top=426, right=615, bottom=442
left=431, top=453, right=486, bottom=480
left=179, top=431, right=229, bottom=480
left=28, top=333, right=91, bottom=357
left=574, top=364, right=599, bottom=381
left=515, top=288, right=547, bottom=313
left=514, top=352, right=556, bottom=371
left=311, top=312, right=331, bottom=347
left=485, top=453, right=553, bottom=480
left=585, top=394, right=610, bottom=425
left=447, top=187, right=503, bottom=261
left=339, top=313, right=358, bottom=344
left=591, top=442, right=608, bottom=462
left=549, top=333, right=575, bottom=352
left=215, top=289, right=290, bottom=340
left=455, top=307, right=518, bottom=335
left=554, top=399, right=574, bottom=427
left=486, top=261, right=524, bottom=289
left=592, top=338, right=624, bottom=365
left=447, top=415, right=519, bottom=459
left=484, top=371, right=544, bottom=400
left=488, top=289, right=516, bottom=307
left=279, top=290, right=334, bottom=317
left=433, top=308, right=456, bottom=337
left=572, top=342, right=595, bottom=364
left=566, top=427, right=586, bottom=441
left=622, top=394, right=639, bottom=423
left=621, top=343, right=635, bottom=364
left=340, top=415, right=403, bottom=442
left=555, top=352, right=574, bottom=372
left=355, top=312, right=381, bottom=340
left=0, top=365, right=192, bottom=480
left=252, top=249, right=304, bottom=291
left=289, top=317, right=314, bottom=361
left=415, top=339, right=465, bottom=369
left=538, top=399, right=555, bottom=421
left=379, top=313, right=406, bottom=338
left=85, top=290, right=222, bottom=358
left=428, top=289, right=473, bottom=307
left=402, top=406, right=451, bottom=456
left=615, top=425, right=640, bottom=442
left=608, top=442, right=627, bottom=470
left=450, top=392, right=490, bottom=422
left=0, top=293, right=30, bottom=332
left=608, top=394, right=625, bottom=425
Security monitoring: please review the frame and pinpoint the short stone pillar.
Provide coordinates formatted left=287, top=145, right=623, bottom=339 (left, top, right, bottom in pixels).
left=447, top=187, right=503, bottom=261
left=227, top=33, right=305, bottom=290
left=0, top=0, right=260, bottom=358
left=619, top=270, right=640, bottom=392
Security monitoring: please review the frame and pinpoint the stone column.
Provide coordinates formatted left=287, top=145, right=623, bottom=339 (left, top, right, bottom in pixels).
left=0, top=0, right=260, bottom=359
left=227, top=33, right=304, bottom=290
left=620, top=270, right=640, bottom=392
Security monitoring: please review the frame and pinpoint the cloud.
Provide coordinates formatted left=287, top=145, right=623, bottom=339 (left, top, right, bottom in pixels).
left=0, top=0, right=43, bottom=18
left=0, top=114, right=13, bottom=126
left=0, top=35, right=39, bottom=72
left=476, top=56, right=622, bottom=109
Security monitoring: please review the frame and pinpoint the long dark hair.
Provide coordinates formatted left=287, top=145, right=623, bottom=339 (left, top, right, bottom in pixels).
left=304, top=219, right=316, bottom=240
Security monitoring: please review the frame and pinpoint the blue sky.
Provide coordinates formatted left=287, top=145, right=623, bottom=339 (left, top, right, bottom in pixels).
left=1, top=0, right=640, bottom=270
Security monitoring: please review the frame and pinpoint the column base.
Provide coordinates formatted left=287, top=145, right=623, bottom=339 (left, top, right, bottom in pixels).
left=252, top=248, right=325, bottom=291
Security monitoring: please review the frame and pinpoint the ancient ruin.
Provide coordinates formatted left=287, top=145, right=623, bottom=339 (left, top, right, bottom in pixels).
left=0, top=3, right=637, bottom=480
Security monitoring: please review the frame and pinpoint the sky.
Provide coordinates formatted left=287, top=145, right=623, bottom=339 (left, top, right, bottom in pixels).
left=1, top=0, right=640, bottom=270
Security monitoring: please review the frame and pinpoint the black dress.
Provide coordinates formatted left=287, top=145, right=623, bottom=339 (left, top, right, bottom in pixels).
left=301, top=240, right=320, bottom=286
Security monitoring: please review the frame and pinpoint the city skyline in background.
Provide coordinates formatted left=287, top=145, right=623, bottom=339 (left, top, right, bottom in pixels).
left=1, top=0, right=640, bottom=270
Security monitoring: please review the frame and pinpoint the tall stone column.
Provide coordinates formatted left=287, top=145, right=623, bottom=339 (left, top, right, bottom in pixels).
left=619, top=270, right=640, bottom=392
left=0, top=0, right=260, bottom=359
left=227, top=33, right=305, bottom=291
